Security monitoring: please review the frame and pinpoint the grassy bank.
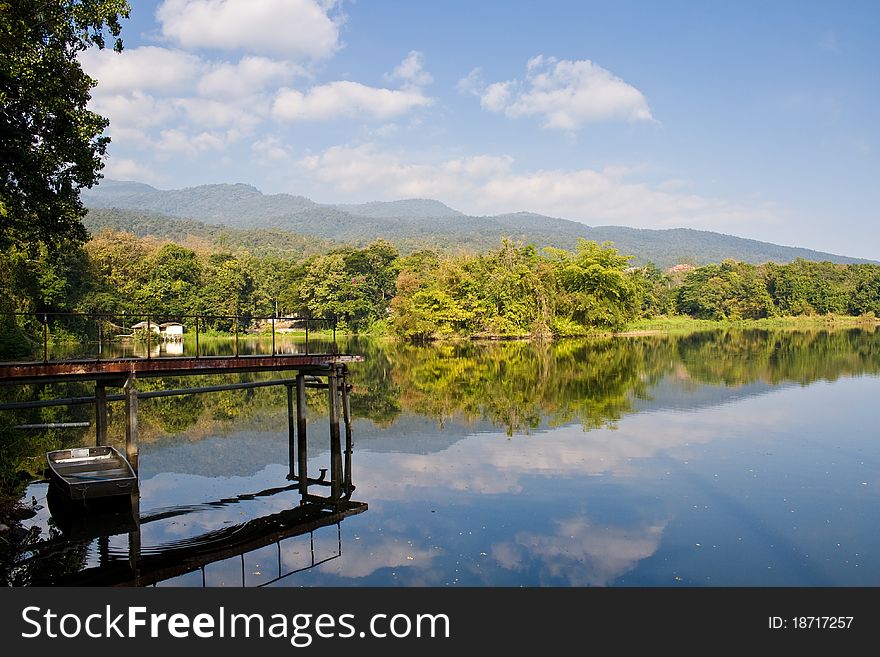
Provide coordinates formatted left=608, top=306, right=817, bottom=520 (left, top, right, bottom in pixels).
left=620, top=314, right=880, bottom=335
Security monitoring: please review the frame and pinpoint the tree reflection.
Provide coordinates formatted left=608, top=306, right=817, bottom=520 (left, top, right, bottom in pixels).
left=3, top=328, right=879, bottom=478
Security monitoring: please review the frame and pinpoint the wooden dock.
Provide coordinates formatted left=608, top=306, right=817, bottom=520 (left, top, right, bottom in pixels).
left=0, top=352, right=363, bottom=500
left=0, top=353, right=363, bottom=385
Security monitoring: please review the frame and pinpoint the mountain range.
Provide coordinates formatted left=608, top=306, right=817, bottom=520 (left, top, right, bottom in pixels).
left=82, top=180, right=873, bottom=268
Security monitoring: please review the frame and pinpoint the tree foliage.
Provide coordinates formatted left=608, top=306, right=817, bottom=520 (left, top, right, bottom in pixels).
left=2, top=226, right=880, bottom=359
left=1, top=0, right=130, bottom=251
left=284, top=240, right=400, bottom=330
left=677, top=260, right=775, bottom=320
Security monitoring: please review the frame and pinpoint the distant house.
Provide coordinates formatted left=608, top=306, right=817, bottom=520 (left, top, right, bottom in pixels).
left=131, top=321, right=160, bottom=334
left=159, top=322, right=184, bottom=341
left=129, top=321, right=184, bottom=341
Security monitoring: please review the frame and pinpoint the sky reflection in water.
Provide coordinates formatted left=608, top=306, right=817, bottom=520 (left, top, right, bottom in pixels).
left=15, top=330, right=880, bottom=586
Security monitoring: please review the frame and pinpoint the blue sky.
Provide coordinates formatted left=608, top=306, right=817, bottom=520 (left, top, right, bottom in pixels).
left=81, top=1, right=880, bottom=259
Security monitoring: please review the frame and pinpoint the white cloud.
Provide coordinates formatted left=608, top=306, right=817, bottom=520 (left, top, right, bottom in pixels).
left=197, top=56, right=302, bottom=99
left=80, top=46, right=202, bottom=94
left=481, top=81, right=514, bottom=112
left=304, top=535, right=437, bottom=579
left=88, top=91, right=177, bottom=132
left=101, top=157, right=165, bottom=186
left=387, top=50, right=433, bottom=87
left=175, top=97, right=266, bottom=130
left=83, top=49, right=290, bottom=167
left=272, top=81, right=433, bottom=122
left=252, top=135, right=291, bottom=162
left=156, top=129, right=230, bottom=158
left=462, top=55, right=654, bottom=130
left=493, top=517, right=666, bottom=586
left=299, top=143, right=511, bottom=198
left=156, top=0, right=341, bottom=60
left=297, top=143, right=778, bottom=231
left=456, top=68, right=483, bottom=95
left=440, top=154, right=513, bottom=177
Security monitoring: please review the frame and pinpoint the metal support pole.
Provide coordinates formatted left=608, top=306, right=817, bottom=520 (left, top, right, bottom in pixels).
left=95, top=382, right=108, bottom=447
left=304, top=319, right=309, bottom=355
left=271, top=316, right=276, bottom=355
left=43, top=315, right=48, bottom=363
left=296, top=374, right=308, bottom=497
left=97, top=317, right=102, bottom=361
left=286, top=384, right=296, bottom=480
left=234, top=314, right=239, bottom=357
left=98, top=536, right=110, bottom=568
left=146, top=316, right=151, bottom=359
left=128, top=489, right=141, bottom=582
left=195, top=315, right=200, bottom=358
left=124, top=373, right=139, bottom=472
left=328, top=368, right=342, bottom=500
left=341, top=365, right=353, bottom=495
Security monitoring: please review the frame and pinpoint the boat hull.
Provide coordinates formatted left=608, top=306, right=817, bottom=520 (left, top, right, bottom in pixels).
left=46, top=446, right=138, bottom=501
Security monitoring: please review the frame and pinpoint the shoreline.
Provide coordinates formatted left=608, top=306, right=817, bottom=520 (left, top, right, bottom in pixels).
left=386, top=314, right=880, bottom=343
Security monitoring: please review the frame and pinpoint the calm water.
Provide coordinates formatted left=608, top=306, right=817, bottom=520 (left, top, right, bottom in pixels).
left=3, top=329, right=879, bottom=586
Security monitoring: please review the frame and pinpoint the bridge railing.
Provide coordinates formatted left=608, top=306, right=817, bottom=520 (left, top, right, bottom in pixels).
left=0, top=311, right=339, bottom=364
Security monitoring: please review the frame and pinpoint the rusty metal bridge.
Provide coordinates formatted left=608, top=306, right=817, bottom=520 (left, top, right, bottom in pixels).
left=0, top=311, right=364, bottom=503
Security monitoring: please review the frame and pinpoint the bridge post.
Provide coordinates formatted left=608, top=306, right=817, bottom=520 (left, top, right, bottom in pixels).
left=341, top=365, right=353, bottom=495
left=328, top=368, right=342, bottom=500
left=95, top=382, right=108, bottom=446
left=296, top=373, right=308, bottom=497
left=286, top=383, right=295, bottom=480
left=128, top=489, right=141, bottom=582
left=124, top=373, right=139, bottom=472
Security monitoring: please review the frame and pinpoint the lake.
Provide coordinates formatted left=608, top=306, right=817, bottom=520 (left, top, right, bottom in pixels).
left=3, top=328, right=879, bottom=586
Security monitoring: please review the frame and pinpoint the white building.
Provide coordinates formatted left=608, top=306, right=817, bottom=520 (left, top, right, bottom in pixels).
left=159, top=322, right=184, bottom=341
left=130, top=320, right=160, bottom=334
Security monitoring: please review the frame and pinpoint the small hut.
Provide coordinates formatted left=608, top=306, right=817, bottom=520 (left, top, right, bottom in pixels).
left=159, top=322, right=184, bottom=341
left=131, top=321, right=160, bottom=334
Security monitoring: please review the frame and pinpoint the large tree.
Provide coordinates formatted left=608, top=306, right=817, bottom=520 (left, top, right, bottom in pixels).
left=1, top=0, right=129, bottom=252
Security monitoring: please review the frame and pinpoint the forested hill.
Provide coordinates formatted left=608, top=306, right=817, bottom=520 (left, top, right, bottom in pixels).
left=337, top=198, right=464, bottom=218
left=83, top=208, right=336, bottom=260
left=82, top=180, right=872, bottom=268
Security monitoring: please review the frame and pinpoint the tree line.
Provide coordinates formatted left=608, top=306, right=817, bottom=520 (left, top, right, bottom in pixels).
left=2, top=230, right=880, bottom=355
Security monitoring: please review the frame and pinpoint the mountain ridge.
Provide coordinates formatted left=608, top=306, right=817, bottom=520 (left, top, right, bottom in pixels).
left=81, top=180, right=875, bottom=268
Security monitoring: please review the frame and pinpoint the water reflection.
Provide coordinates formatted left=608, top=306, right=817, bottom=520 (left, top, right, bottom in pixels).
left=4, top=328, right=880, bottom=586
left=44, top=333, right=339, bottom=361
left=7, top=329, right=879, bottom=463
left=15, top=475, right=366, bottom=586
left=354, top=328, right=880, bottom=434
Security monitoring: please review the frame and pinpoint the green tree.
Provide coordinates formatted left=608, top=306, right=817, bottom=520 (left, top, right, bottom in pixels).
left=82, top=229, right=152, bottom=311
left=548, top=239, right=640, bottom=331
left=137, top=244, right=202, bottom=316
left=201, top=253, right=253, bottom=330
left=242, top=254, right=288, bottom=317
left=632, top=263, right=675, bottom=317
left=294, top=241, right=401, bottom=331
left=1, top=0, right=130, bottom=251
left=677, top=260, right=774, bottom=320
left=848, top=265, right=880, bottom=316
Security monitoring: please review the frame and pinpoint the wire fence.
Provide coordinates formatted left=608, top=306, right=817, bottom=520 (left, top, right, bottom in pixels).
left=0, top=311, right=339, bottom=364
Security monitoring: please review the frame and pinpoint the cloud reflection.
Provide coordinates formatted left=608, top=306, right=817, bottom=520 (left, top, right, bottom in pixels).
left=493, top=517, right=666, bottom=586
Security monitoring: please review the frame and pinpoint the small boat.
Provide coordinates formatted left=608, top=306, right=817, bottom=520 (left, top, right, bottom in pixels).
left=46, top=446, right=137, bottom=501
